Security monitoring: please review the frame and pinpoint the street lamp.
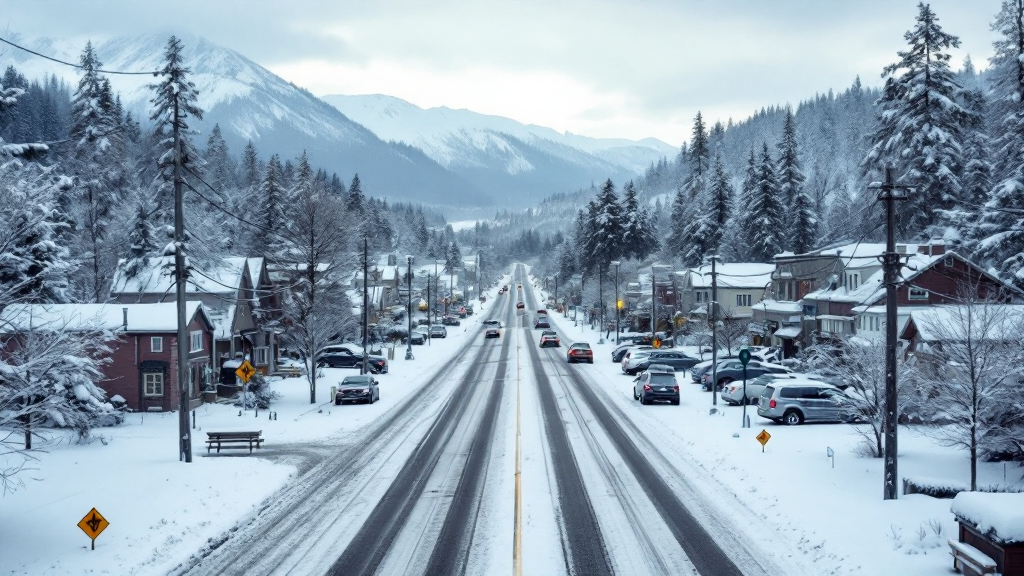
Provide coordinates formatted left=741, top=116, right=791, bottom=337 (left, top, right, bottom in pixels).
left=405, top=255, right=414, bottom=361
left=611, top=261, right=621, bottom=345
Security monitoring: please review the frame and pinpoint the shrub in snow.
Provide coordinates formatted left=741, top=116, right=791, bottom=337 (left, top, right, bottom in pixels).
left=233, top=373, right=279, bottom=410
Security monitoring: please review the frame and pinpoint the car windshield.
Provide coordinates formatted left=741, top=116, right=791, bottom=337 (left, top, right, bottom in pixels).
left=342, top=376, right=372, bottom=385
left=571, top=343, right=590, bottom=350
left=649, top=374, right=676, bottom=385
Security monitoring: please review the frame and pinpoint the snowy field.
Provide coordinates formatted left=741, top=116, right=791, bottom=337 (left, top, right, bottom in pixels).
left=531, top=277, right=1024, bottom=576
left=0, top=303, right=484, bottom=576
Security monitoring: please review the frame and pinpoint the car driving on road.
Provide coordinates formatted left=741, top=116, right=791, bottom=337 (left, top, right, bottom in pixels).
left=534, top=316, right=551, bottom=329
left=429, top=324, right=447, bottom=338
left=566, top=342, right=593, bottom=363
left=516, top=301, right=525, bottom=310
left=539, top=330, right=560, bottom=347
left=633, top=364, right=680, bottom=405
left=334, top=374, right=380, bottom=405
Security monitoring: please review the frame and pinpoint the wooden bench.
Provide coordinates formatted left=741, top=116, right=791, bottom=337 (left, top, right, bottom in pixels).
left=950, top=539, right=1000, bottom=576
left=206, top=431, right=264, bottom=454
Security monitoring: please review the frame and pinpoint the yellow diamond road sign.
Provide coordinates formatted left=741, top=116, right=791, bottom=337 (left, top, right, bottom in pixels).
left=235, top=360, right=256, bottom=383
left=78, top=507, right=109, bottom=540
left=756, top=429, right=771, bottom=449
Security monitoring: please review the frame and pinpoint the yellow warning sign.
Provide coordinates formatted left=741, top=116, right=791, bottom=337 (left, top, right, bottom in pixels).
left=78, top=507, right=109, bottom=540
left=756, top=429, right=771, bottom=451
left=235, top=360, right=256, bottom=383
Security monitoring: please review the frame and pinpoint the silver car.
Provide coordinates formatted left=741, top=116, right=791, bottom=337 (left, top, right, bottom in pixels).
left=722, top=372, right=819, bottom=405
left=757, top=381, right=849, bottom=425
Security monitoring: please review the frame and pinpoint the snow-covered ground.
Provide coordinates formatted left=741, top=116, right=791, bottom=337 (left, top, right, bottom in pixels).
left=0, top=300, right=487, bottom=576
left=529, top=276, right=1024, bottom=576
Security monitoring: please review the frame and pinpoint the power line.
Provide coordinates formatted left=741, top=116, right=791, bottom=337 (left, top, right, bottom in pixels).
left=0, top=36, right=161, bottom=76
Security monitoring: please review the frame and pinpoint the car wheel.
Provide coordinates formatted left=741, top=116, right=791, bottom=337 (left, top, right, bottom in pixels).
left=640, top=394, right=649, bottom=405
left=671, top=398, right=680, bottom=406
left=783, top=410, right=803, bottom=426
left=335, top=399, right=341, bottom=406
left=588, top=359, right=593, bottom=364
left=633, top=389, right=639, bottom=400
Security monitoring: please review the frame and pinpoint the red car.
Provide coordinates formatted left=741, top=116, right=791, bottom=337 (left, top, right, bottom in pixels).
left=566, top=342, right=593, bottom=364
left=516, top=301, right=525, bottom=310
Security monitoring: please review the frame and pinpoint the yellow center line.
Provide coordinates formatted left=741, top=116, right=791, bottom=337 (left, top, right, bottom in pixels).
left=513, top=272, right=524, bottom=576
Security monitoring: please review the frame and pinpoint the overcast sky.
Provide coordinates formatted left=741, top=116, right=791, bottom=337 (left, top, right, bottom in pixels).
left=3, top=0, right=1003, bottom=145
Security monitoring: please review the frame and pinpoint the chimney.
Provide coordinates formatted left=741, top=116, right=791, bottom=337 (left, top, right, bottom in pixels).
left=122, top=307, right=128, bottom=330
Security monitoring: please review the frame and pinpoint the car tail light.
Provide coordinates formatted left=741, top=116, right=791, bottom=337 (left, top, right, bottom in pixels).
left=769, top=398, right=777, bottom=409
left=673, top=386, right=680, bottom=392
left=643, top=384, right=652, bottom=391
left=728, top=385, right=736, bottom=393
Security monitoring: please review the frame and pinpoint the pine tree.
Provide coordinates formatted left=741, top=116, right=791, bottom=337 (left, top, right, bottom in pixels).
left=589, top=179, right=624, bottom=273
left=255, top=154, right=285, bottom=256
left=148, top=35, right=204, bottom=217
left=863, top=3, right=967, bottom=238
left=776, top=109, right=817, bottom=253
left=733, top=148, right=760, bottom=260
left=347, top=173, right=364, bottom=214
left=204, top=124, right=236, bottom=192
left=748, top=143, right=785, bottom=261
left=976, top=0, right=1024, bottom=281
left=955, top=88, right=991, bottom=251
left=705, top=149, right=733, bottom=255
left=241, top=140, right=261, bottom=189
left=124, top=201, right=159, bottom=278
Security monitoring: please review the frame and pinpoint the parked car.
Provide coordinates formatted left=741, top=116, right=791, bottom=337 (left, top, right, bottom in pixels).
left=721, top=372, right=808, bottom=405
left=757, top=381, right=852, bottom=425
left=633, top=365, right=680, bottom=405
left=536, top=309, right=547, bottom=315
left=628, top=350, right=702, bottom=373
left=442, top=315, right=461, bottom=326
left=416, top=318, right=430, bottom=326
left=567, top=342, right=593, bottom=363
left=620, top=347, right=655, bottom=369
left=429, top=325, right=447, bottom=338
left=407, top=330, right=426, bottom=345
left=539, top=330, right=560, bottom=347
left=611, top=343, right=653, bottom=363
left=334, top=374, right=380, bottom=405
left=516, top=301, right=525, bottom=310
left=534, top=316, right=551, bottom=329
left=700, top=359, right=788, bottom=391
left=690, top=355, right=739, bottom=383
left=317, top=350, right=388, bottom=374
left=622, top=350, right=655, bottom=374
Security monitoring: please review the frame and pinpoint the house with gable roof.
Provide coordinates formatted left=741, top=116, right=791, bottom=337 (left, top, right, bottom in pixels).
left=108, top=256, right=279, bottom=376
left=676, top=263, right=774, bottom=322
left=0, top=302, right=214, bottom=412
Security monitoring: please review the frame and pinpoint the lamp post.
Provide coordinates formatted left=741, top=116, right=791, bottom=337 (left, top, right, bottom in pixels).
left=405, top=255, right=414, bottom=360
left=611, top=261, right=621, bottom=344
left=426, top=272, right=432, bottom=346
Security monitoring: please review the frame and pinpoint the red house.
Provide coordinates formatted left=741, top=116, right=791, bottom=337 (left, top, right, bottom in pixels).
left=0, top=302, right=214, bottom=412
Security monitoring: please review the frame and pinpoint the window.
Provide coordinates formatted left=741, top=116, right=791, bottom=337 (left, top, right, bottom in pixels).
left=143, top=372, right=164, bottom=397
left=909, top=287, right=929, bottom=300
left=255, top=347, right=269, bottom=366
left=696, top=291, right=704, bottom=303
left=151, top=336, right=163, bottom=353
left=736, top=294, right=752, bottom=307
left=190, top=331, right=203, bottom=352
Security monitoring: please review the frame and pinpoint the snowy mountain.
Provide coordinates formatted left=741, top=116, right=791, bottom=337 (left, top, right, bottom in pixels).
left=322, top=94, right=676, bottom=202
left=1, top=34, right=484, bottom=206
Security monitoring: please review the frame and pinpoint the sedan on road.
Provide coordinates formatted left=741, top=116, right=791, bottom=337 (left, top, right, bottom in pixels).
left=516, top=301, right=525, bottom=310
left=334, top=374, right=380, bottom=405
left=539, top=330, right=560, bottom=347
left=484, top=326, right=501, bottom=338
left=407, top=330, right=426, bottom=345
left=566, top=342, right=593, bottom=363
left=429, top=325, right=447, bottom=338
left=633, top=366, right=680, bottom=405
left=534, top=316, right=551, bottom=329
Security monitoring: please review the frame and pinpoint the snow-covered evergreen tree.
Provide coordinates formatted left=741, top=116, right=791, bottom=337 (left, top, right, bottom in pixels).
left=733, top=148, right=760, bottom=260
left=204, top=124, right=236, bottom=192
left=589, top=179, right=624, bottom=273
left=148, top=35, right=204, bottom=217
left=347, top=173, right=365, bottom=215
left=863, top=3, right=967, bottom=238
left=748, top=143, right=785, bottom=262
left=705, top=149, right=733, bottom=256
left=777, top=109, right=818, bottom=254
left=0, top=161, right=75, bottom=304
left=976, top=0, right=1024, bottom=283
left=254, top=154, right=285, bottom=257
left=124, top=200, right=159, bottom=279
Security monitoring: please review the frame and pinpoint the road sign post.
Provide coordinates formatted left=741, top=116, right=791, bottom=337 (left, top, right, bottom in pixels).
left=236, top=360, right=256, bottom=416
left=78, top=507, right=109, bottom=550
left=756, top=429, right=771, bottom=452
left=739, top=349, right=751, bottom=428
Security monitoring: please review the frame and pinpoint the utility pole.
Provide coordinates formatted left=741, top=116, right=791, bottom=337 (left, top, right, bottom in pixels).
left=651, top=265, right=657, bottom=335
left=426, top=272, right=431, bottom=347
left=869, top=167, right=912, bottom=500
left=708, top=255, right=720, bottom=406
left=361, top=237, right=369, bottom=375
left=405, top=255, right=414, bottom=361
left=598, top=266, right=605, bottom=342
left=173, top=93, right=192, bottom=463
left=611, top=261, right=621, bottom=345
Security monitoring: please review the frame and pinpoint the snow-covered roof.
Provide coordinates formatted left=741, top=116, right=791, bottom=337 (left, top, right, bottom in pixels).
left=773, top=326, right=802, bottom=338
left=951, top=492, right=1024, bottom=544
left=804, top=253, right=948, bottom=305
left=109, top=256, right=247, bottom=297
left=679, top=263, right=774, bottom=290
left=205, top=304, right=237, bottom=340
left=758, top=299, right=803, bottom=314
left=0, top=302, right=209, bottom=333
left=906, top=305, right=1024, bottom=342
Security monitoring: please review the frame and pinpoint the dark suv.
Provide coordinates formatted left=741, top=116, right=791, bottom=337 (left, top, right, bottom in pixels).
left=633, top=364, right=680, bottom=405
left=630, top=350, right=701, bottom=373
left=317, top=350, right=388, bottom=373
